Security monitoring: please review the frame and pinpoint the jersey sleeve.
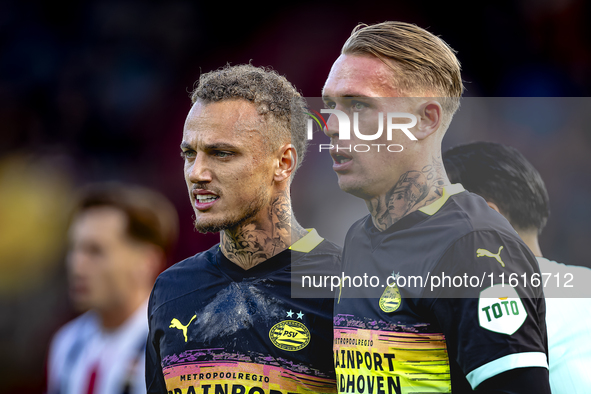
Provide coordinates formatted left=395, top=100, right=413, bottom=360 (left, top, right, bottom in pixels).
left=424, top=230, right=549, bottom=390
left=146, top=279, right=167, bottom=394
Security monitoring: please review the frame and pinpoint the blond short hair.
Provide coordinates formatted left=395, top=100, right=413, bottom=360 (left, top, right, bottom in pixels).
left=342, top=22, right=463, bottom=120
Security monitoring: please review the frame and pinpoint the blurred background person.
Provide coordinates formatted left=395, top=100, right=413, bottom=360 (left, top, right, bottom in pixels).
left=46, top=182, right=178, bottom=394
left=443, top=141, right=591, bottom=394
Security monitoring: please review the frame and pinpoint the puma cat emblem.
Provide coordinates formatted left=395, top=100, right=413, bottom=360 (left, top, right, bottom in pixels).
left=476, top=246, right=505, bottom=267
left=169, top=315, right=196, bottom=342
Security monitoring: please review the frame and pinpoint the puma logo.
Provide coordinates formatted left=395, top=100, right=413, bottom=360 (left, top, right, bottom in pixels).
left=476, top=246, right=505, bottom=267
left=169, top=315, right=196, bottom=342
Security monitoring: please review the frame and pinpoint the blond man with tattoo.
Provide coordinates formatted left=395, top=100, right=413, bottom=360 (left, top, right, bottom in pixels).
left=146, top=65, right=340, bottom=394
left=324, top=22, right=550, bottom=393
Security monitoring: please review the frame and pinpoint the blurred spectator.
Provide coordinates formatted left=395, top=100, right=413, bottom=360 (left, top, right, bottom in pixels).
left=46, top=182, right=178, bottom=394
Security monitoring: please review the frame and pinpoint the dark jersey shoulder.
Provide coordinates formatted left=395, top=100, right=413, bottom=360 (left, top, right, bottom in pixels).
left=292, top=238, right=342, bottom=272
left=438, top=188, right=520, bottom=238
left=147, top=231, right=340, bottom=394
left=149, top=244, right=221, bottom=314
left=423, top=190, right=541, bottom=297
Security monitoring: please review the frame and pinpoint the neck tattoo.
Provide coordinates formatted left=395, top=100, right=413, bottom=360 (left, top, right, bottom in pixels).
left=369, top=155, right=449, bottom=231
left=221, top=189, right=307, bottom=269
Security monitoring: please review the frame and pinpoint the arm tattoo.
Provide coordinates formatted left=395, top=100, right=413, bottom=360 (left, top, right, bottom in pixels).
left=371, top=155, right=449, bottom=231
left=221, top=189, right=307, bottom=269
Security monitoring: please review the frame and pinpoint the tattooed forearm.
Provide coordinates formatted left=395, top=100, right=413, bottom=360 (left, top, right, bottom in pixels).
left=221, top=189, right=306, bottom=269
left=370, top=155, right=449, bottom=231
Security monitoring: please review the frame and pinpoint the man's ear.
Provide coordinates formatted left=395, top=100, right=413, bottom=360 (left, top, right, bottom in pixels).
left=412, top=100, right=442, bottom=140
left=274, top=144, right=297, bottom=182
left=487, top=201, right=501, bottom=214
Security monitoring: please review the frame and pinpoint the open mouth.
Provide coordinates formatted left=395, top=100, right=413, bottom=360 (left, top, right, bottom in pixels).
left=333, top=154, right=352, bottom=164
left=193, top=189, right=220, bottom=210
left=195, top=194, right=219, bottom=203
left=330, top=149, right=353, bottom=165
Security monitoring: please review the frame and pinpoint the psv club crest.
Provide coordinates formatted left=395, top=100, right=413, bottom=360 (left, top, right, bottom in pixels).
left=269, top=320, right=311, bottom=351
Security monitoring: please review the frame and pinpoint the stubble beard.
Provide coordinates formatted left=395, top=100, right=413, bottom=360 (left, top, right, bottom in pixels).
left=338, top=175, right=373, bottom=200
left=193, top=185, right=269, bottom=234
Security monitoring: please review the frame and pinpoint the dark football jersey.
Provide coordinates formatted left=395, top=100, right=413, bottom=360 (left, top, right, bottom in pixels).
left=147, top=229, right=340, bottom=394
left=334, top=184, right=548, bottom=393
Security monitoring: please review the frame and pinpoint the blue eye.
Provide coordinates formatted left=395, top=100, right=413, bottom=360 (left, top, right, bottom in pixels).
left=214, top=151, right=232, bottom=158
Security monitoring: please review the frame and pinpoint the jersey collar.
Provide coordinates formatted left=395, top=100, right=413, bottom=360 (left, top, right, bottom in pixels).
left=364, top=184, right=466, bottom=238
left=419, top=183, right=465, bottom=216
left=215, top=229, right=324, bottom=281
left=289, top=228, right=324, bottom=253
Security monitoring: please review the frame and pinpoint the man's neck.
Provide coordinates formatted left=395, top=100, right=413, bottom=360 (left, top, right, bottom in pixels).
left=516, top=230, right=543, bottom=258
left=220, top=189, right=307, bottom=270
left=99, top=294, right=146, bottom=330
left=367, top=155, right=450, bottom=231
